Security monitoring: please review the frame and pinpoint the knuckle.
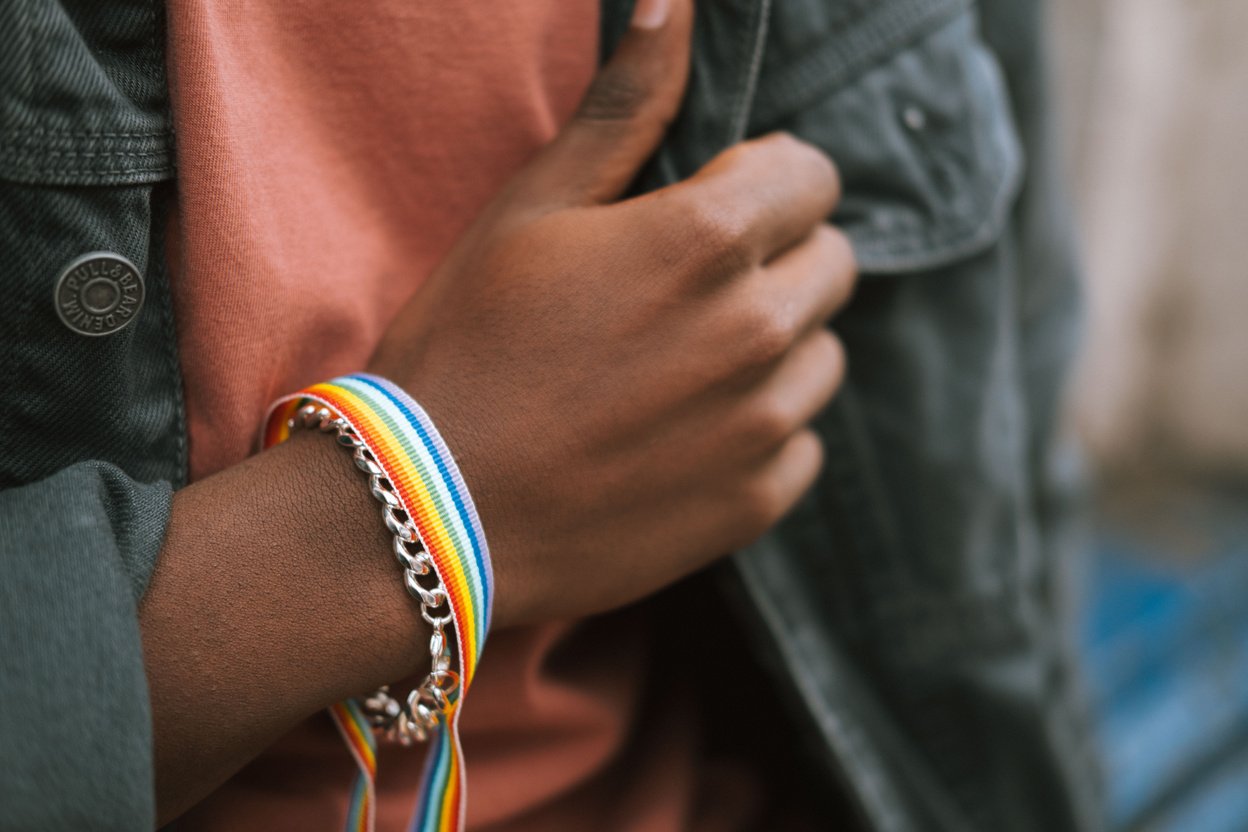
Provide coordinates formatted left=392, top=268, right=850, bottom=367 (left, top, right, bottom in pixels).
left=681, top=201, right=753, bottom=278
left=789, top=134, right=841, bottom=191
left=687, top=201, right=746, bottom=250
left=819, top=331, right=849, bottom=390
left=763, top=131, right=842, bottom=204
left=794, top=430, right=827, bottom=484
left=811, top=149, right=843, bottom=206
left=757, top=130, right=815, bottom=161
left=739, top=305, right=795, bottom=367
left=737, top=476, right=787, bottom=538
left=739, top=437, right=823, bottom=537
left=712, top=133, right=796, bottom=179
left=705, top=138, right=759, bottom=173
left=812, top=222, right=846, bottom=255
left=814, top=225, right=859, bottom=307
left=741, top=399, right=796, bottom=451
left=821, top=224, right=857, bottom=272
left=737, top=130, right=793, bottom=157
left=759, top=130, right=808, bottom=156
left=729, top=430, right=825, bottom=546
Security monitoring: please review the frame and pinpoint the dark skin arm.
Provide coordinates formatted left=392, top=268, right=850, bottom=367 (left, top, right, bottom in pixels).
left=140, top=433, right=427, bottom=823
left=139, top=0, right=857, bottom=823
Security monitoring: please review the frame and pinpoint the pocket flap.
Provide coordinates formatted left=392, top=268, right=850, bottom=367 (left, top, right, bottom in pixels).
left=0, top=0, right=174, bottom=186
left=753, top=9, right=1024, bottom=274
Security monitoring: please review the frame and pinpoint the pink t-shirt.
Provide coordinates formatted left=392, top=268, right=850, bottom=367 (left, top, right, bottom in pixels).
left=162, top=2, right=760, bottom=829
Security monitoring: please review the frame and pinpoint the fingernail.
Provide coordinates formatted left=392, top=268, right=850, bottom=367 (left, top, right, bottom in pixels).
left=631, top=0, right=672, bottom=30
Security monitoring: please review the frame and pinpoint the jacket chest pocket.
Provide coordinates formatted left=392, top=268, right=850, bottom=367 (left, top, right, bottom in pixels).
left=752, top=1, right=1022, bottom=274
left=748, top=2, right=1043, bottom=655
left=0, top=0, right=184, bottom=489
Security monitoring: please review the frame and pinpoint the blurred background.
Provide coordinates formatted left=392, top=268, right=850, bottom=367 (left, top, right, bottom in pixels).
left=1051, top=0, right=1248, bottom=828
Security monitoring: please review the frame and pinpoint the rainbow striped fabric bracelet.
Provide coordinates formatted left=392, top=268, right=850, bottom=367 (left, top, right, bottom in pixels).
left=263, top=373, right=493, bottom=832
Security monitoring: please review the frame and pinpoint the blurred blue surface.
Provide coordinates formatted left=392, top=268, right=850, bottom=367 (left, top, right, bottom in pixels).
left=1082, top=515, right=1248, bottom=832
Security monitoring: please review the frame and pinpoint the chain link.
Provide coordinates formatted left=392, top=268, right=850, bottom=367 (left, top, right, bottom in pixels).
left=291, top=403, right=458, bottom=746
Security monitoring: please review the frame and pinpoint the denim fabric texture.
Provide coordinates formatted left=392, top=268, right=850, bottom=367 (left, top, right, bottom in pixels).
left=0, top=0, right=183, bottom=490
left=605, top=1, right=1100, bottom=829
left=0, top=1, right=1097, bottom=830
left=0, top=0, right=174, bottom=185
left=0, top=1, right=181, bottom=828
left=0, top=463, right=170, bottom=829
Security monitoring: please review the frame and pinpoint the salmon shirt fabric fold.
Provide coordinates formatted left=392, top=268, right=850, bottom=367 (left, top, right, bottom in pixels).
left=163, top=2, right=748, bottom=830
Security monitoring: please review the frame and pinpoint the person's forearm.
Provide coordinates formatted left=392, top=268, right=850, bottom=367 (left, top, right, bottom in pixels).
left=139, top=431, right=430, bottom=824
left=136, top=3, right=856, bottom=822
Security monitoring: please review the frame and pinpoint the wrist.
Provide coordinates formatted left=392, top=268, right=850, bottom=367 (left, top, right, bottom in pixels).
left=273, top=431, right=433, bottom=694
left=264, top=375, right=495, bottom=732
left=139, top=407, right=434, bottom=821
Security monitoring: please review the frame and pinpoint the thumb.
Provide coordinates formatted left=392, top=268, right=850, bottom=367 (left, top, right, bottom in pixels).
left=514, top=0, right=693, bottom=207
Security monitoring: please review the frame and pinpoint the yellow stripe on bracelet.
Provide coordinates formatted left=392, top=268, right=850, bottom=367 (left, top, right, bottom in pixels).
left=265, top=373, right=494, bottom=832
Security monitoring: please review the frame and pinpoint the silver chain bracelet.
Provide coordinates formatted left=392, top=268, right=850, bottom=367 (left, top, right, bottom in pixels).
left=290, top=403, right=462, bottom=745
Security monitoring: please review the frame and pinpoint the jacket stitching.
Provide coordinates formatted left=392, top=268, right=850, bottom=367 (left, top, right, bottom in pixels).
left=0, top=128, right=172, bottom=139
left=728, top=0, right=772, bottom=144
left=0, top=165, right=175, bottom=177
left=151, top=186, right=189, bottom=489
left=0, top=148, right=169, bottom=159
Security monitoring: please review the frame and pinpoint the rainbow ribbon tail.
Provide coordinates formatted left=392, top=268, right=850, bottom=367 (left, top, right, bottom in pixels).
left=331, top=700, right=377, bottom=832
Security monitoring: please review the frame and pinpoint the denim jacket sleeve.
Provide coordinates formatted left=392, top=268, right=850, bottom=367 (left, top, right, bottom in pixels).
left=0, top=1, right=183, bottom=827
left=0, top=465, right=170, bottom=829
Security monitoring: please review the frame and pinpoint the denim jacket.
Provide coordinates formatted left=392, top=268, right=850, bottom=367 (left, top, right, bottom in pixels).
left=0, top=1, right=1100, bottom=829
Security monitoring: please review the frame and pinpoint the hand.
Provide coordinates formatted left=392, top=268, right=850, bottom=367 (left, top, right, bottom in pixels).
left=370, top=0, right=857, bottom=628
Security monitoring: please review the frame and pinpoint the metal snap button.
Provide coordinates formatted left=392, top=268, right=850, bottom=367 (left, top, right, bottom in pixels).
left=902, top=106, right=927, bottom=132
left=54, top=252, right=145, bottom=336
